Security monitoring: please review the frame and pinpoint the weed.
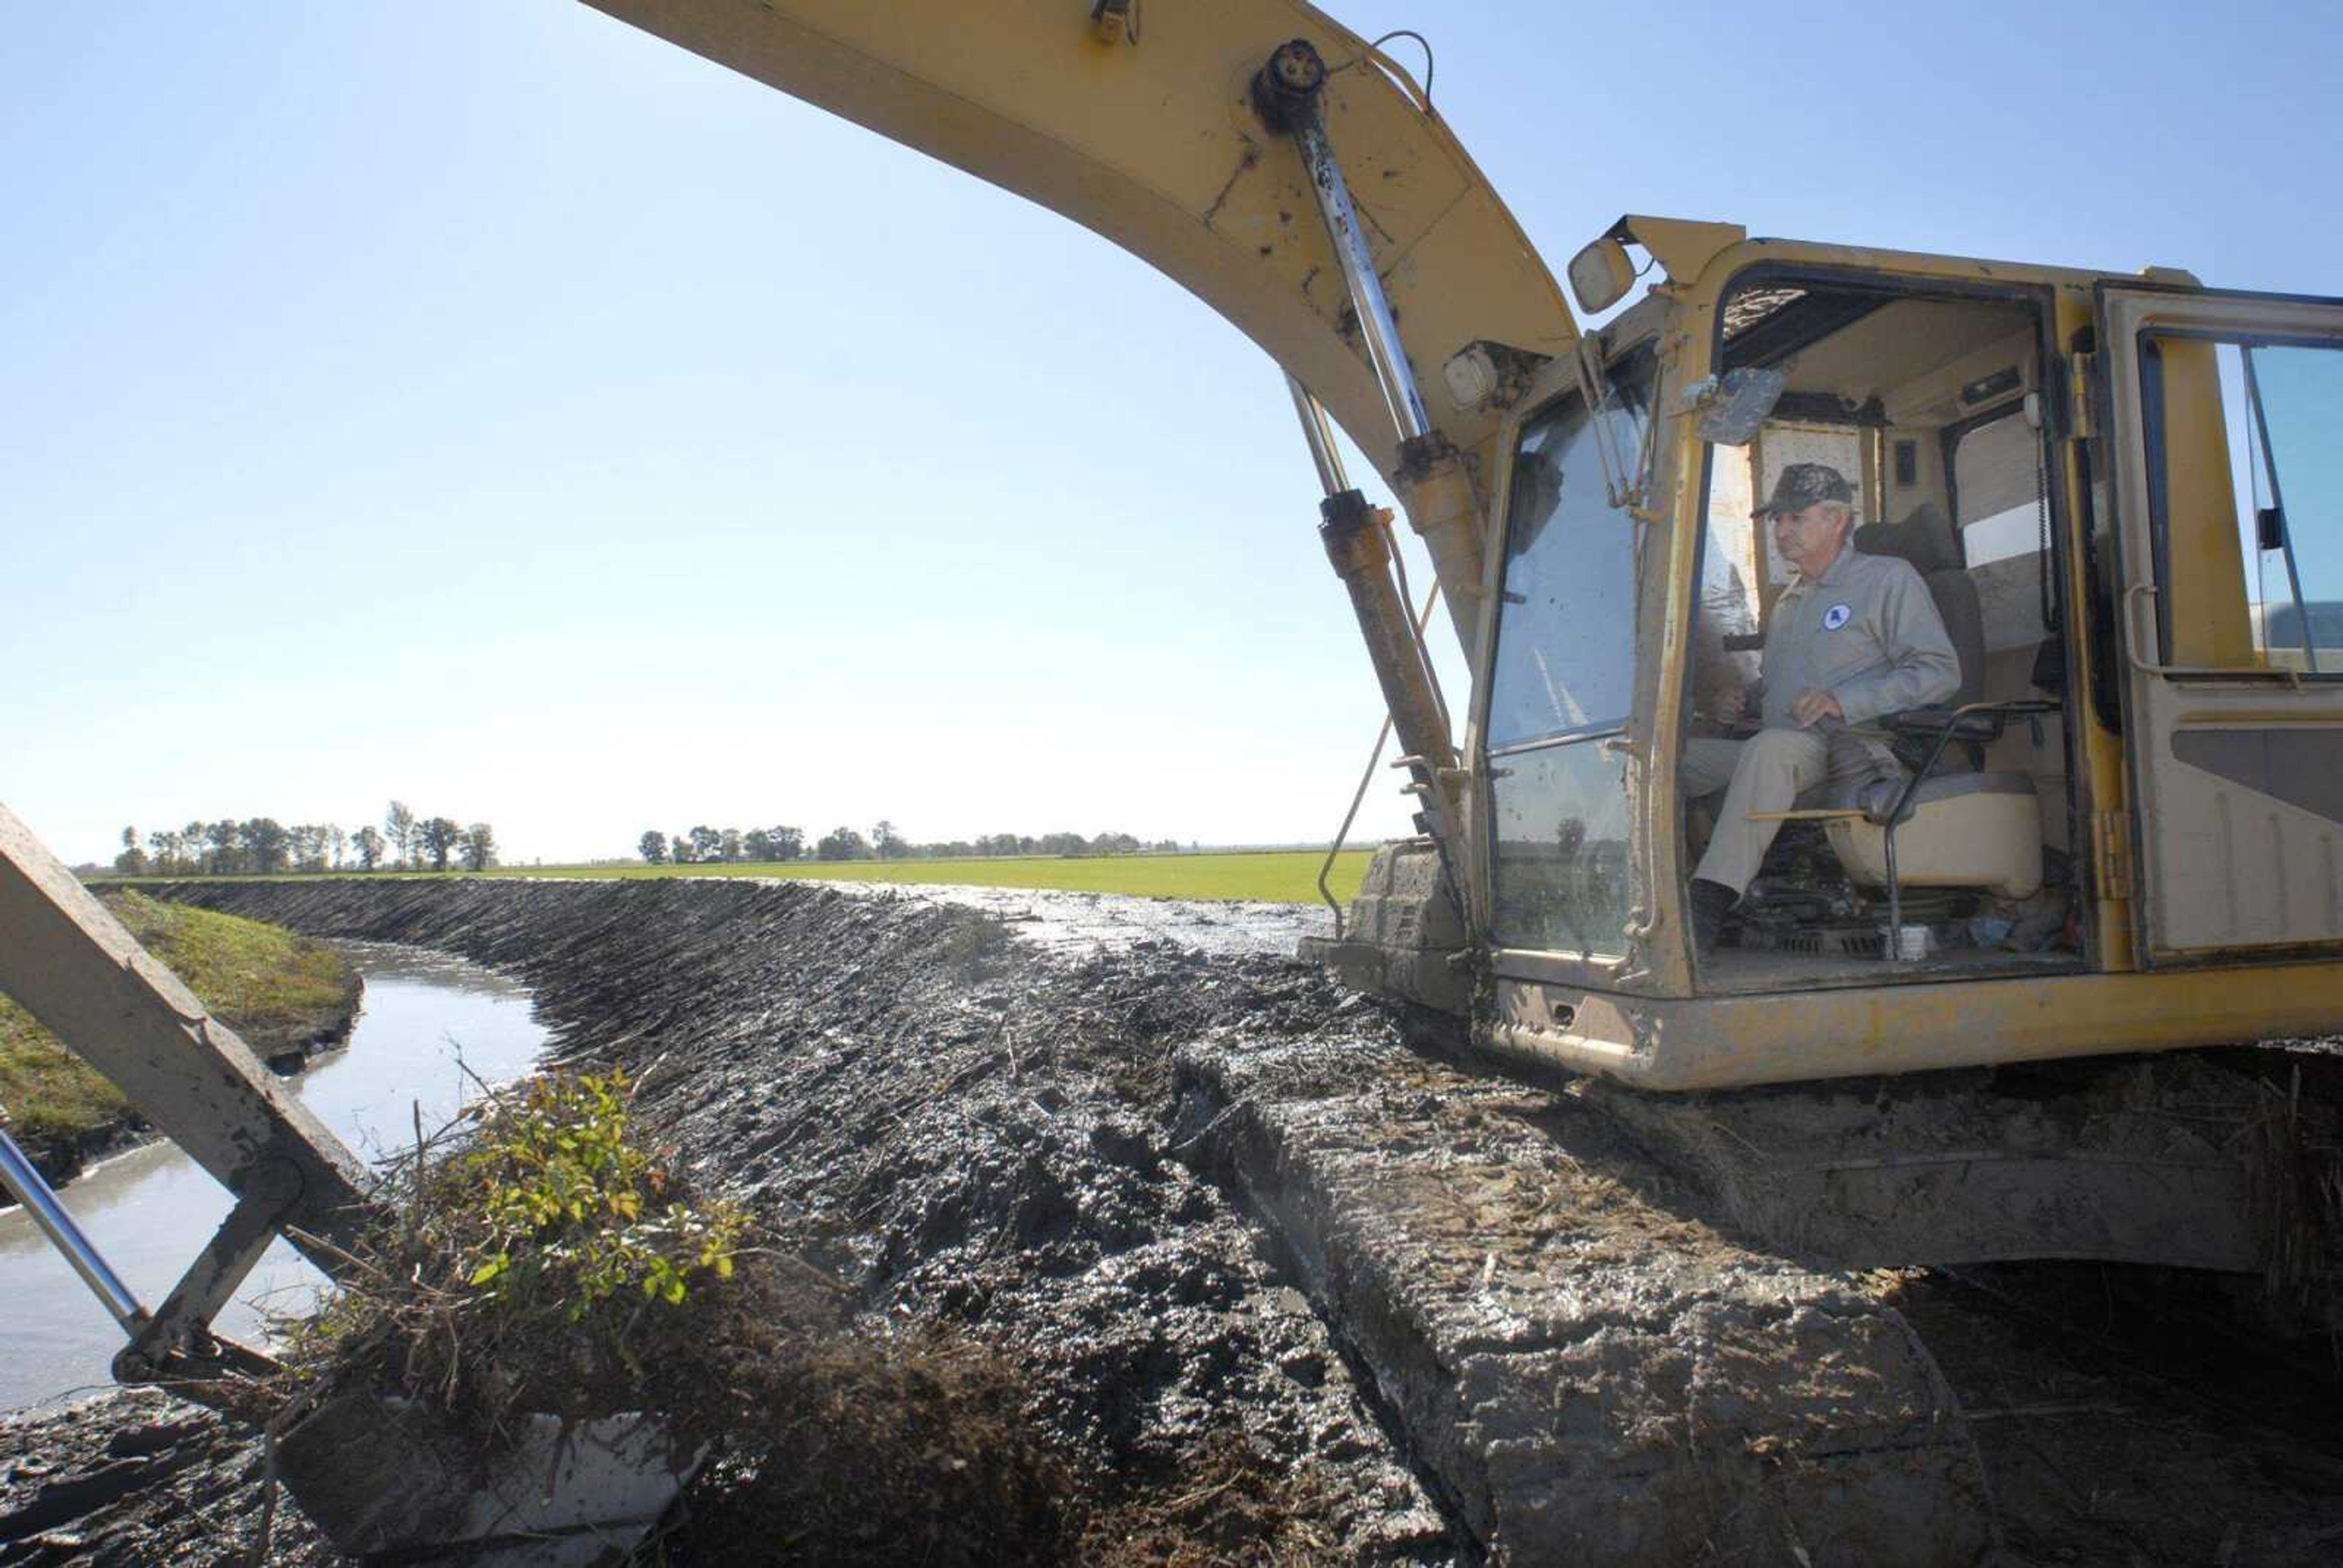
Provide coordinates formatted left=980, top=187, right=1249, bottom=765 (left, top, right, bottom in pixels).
left=462, top=1071, right=745, bottom=1314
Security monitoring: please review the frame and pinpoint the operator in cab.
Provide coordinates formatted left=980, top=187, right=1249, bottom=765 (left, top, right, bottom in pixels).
left=1684, top=463, right=1960, bottom=952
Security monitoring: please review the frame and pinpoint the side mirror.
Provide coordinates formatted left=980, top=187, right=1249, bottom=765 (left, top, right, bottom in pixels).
left=1567, top=238, right=1636, bottom=315
left=1681, top=367, right=1787, bottom=446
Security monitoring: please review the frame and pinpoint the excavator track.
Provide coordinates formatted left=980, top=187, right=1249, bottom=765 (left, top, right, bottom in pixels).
left=1176, top=1029, right=1998, bottom=1565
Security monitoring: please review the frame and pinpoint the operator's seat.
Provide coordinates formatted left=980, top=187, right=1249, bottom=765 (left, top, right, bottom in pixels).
left=1854, top=504, right=1984, bottom=717
left=1826, top=505, right=2044, bottom=902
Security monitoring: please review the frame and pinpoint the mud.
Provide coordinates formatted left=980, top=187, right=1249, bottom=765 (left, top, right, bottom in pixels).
left=1, top=1390, right=334, bottom=1566
left=2, top=876, right=2338, bottom=1565
left=1179, top=1036, right=1992, bottom=1564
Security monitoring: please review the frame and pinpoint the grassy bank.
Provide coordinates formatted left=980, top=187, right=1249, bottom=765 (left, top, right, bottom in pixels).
left=0, top=891, right=359, bottom=1182
left=483, top=848, right=1377, bottom=904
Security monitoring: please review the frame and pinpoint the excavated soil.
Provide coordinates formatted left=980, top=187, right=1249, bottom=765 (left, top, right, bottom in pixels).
left=4, top=877, right=2341, bottom=1565
left=7, top=881, right=1448, bottom=1565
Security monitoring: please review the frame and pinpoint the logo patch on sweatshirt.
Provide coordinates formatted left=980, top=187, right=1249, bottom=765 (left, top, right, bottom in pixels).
left=1822, top=603, right=1852, bottom=631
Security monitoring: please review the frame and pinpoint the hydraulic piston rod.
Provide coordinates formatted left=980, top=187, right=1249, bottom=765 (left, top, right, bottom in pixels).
left=1285, top=372, right=1352, bottom=496
left=0, top=1113, right=146, bottom=1333
left=1256, top=41, right=1430, bottom=448
left=1254, top=40, right=1490, bottom=655
left=1294, top=123, right=1432, bottom=444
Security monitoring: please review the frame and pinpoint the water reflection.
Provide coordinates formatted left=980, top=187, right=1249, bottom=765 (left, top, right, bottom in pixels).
left=0, top=943, right=549, bottom=1411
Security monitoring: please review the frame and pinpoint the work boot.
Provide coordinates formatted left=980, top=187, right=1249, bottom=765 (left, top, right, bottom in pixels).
left=1688, top=878, right=1740, bottom=956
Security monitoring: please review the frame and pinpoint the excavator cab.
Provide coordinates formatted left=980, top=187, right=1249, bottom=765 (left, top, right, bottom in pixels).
left=1451, top=236, right=2343, bottom=1090
left=1475, top=268, right=2080, bottom=980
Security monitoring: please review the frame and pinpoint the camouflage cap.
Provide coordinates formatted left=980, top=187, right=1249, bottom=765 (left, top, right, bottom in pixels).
left=1754, top=462, right=1855, bottom=518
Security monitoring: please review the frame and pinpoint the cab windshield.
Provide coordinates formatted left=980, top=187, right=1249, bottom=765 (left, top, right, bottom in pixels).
left=1481, top=351, right=1655, bottom=958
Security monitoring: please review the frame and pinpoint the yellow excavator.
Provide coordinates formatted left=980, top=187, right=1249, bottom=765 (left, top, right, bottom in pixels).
left=2, top=1, right=2338, bottom=1559
left=539, top=1, right=2341, bottom=1077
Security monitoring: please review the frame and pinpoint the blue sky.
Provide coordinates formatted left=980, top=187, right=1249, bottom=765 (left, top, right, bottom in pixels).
left=5, top=1, right=2338, bottom=865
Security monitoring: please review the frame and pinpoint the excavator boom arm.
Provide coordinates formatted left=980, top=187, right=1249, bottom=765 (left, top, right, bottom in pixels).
left=580, top=1, right=1577, bottom=561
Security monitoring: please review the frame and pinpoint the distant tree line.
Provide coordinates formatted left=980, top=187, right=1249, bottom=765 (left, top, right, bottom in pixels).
left=636, top=821, right=1181, bottom=866
left=118, top=800, right=497, bottom=876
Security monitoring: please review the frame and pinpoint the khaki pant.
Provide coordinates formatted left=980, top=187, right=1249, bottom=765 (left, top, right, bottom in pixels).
left=1682, top=727, right=1901, bottom=894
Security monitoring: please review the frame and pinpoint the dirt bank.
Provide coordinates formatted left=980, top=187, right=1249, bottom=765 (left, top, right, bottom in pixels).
left=3, top=876, right=2339, bottom=1564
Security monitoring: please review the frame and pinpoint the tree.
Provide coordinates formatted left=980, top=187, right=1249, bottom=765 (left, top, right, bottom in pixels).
left=147, top=829, right=179, bottom=876
left=328, top=824, right=348, bottom=871
left=719, top=827, right=744, bottom=863
left=639, top=830, right=668, bottom=865
left=287, top=824, right=323, bottom=873
left=815, top=826, right=869, bottom=861
left=243, top=818, right=290, bottom=875
left=385, top=801, right=417, bottom=870
left=688, top=825, right=722, bottom=863
left=418, top=816, right=463, bottom=872
left=669, top=833, right=694, bottom=865
left=115, top=827, right=148, bottom=876
left=206, top=820, right=242, bottom=875
left=460, top=822, right=497, bottom=872
left=352, top=825, right=386, bottom=871
left=872, top=820, right=909, bottom=860
left=182, top=820, right=209, bottom=874
left=769, top=825, right=804, bottom=862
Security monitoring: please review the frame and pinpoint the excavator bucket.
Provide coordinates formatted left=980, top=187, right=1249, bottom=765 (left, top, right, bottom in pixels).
left=275, top=1395, right=700, bottom=1566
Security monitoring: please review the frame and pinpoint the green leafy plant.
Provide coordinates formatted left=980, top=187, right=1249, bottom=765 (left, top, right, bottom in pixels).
left=277, top=1065, right=756, bottom=1437
left=459, top=1070, right=741, bottom=1313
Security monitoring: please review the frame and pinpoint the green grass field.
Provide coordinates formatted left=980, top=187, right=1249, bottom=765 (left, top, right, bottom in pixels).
left=477, top=849, right=1373, bottom=904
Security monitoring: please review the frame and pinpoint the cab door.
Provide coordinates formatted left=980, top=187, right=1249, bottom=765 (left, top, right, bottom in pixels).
left=2098, top=286, right=2343, bottom=960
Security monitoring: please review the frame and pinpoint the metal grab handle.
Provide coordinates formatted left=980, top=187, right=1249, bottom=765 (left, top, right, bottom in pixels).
left=0, top=1112, right=147, bottom=1333
left=2122, top=582, right=2167, bottom=676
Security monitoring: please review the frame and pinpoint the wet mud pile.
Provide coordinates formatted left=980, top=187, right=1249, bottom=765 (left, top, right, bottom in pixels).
left=5, top=876, right=2340, bottom=1565
left=134, top=879, right=1456, bottom=1563
left=1, top=1390, right=334, bottom=1566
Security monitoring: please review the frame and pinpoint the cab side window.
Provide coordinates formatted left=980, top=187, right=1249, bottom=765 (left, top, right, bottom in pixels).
left=2141, top=337, right=2343, bottom=672
left=1951, top=411, right=2053, bottom=656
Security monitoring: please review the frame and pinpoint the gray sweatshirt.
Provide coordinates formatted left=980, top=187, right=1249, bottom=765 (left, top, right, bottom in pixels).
left=1756, top=548, right=1960, bottom=729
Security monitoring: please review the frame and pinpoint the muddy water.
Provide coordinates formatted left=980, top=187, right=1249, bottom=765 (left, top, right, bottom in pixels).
left=0, top=944, right=548, bottom=1412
